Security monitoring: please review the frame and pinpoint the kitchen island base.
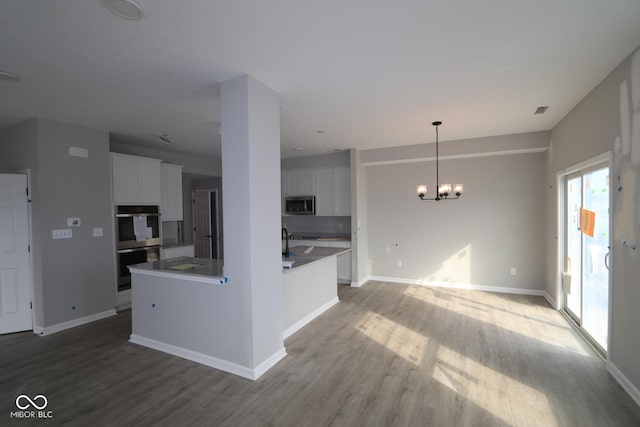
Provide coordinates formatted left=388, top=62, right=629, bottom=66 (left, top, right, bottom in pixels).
left=129, top=258, right=286, bottom=380
left=282, top=247, right=347, bottom=339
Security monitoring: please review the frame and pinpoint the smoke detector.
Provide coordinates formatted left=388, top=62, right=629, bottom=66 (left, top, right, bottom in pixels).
left=106, top=0, right=143, bottom=20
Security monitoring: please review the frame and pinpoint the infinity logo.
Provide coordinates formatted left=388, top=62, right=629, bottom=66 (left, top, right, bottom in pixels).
left=15, top=395, right=48, bottom=410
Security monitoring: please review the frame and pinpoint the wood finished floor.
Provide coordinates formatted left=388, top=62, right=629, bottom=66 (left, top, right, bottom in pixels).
left=2, top=281, right=640, bottom=427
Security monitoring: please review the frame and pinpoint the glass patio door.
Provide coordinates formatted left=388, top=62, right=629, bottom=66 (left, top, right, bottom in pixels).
left=565, top=165, right=610, bottom=352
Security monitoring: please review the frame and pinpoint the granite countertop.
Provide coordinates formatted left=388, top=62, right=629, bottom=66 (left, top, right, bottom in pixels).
left=129, top=257, right=226, bottom=283
left=282, top=245, right=351, bottom=272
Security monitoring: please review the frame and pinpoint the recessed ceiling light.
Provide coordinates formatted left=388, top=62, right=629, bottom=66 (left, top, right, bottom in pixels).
left=291, top=147, right=304, bottom=152
left=106, top=0, right=143, bottom=20
left=534, top=106, right=549, bottom=115
left=0, top=70, right=21, bottom=82
left=158, top=134, right=171, bottom=145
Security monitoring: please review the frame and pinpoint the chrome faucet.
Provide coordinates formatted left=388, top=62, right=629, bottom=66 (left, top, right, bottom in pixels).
left=282, top=228, right=290, bottom=258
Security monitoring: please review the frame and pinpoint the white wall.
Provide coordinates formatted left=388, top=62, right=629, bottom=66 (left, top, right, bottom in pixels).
left=281, top=151, right=350, bottom=170
left=0, top=118, right=116, bottom=328
left=548, top=45, right=640, bottom=395
left=366, top=151, right=547, bottom=292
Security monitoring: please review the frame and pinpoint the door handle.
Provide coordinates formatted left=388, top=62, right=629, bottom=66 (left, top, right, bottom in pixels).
left=205, top=234, right=212, bottom=238
left=604, top=251, right=610, bottom=270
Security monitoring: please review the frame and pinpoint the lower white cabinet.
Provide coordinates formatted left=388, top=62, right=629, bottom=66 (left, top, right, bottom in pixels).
left=329, top=241, right=352, bottom=283
left=336, top=252, right=352, bottom=284
left=284, top=239, right=352, bottom=283
left=160, top=245, right=194, bottom=260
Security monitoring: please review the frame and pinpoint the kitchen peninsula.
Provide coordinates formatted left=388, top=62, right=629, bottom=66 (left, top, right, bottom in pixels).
left=128, top=257, right=229, bottom=371
left=128, top=247, right=349, bottom=378
left=282, top=245, right=351, bottom=338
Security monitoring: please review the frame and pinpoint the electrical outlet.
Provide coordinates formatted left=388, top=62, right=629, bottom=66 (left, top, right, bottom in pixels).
left=510, top=267, right=517, bottom=276
left=52, top=229, right=72, bottom=239
left=93, top=227, right=103, bottom=237
left=397, top=260, right=402, bottom=268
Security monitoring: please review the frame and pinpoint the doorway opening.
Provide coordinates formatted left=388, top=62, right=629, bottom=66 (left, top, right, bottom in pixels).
left=558, top=154, right=611, bottom=356
left=193, top=189, right=221, bottom=259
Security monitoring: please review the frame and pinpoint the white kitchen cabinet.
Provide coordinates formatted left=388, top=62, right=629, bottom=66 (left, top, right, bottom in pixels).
left=333, top=166, right=351, bottom=216
left=313, top=167, right=351, bottom=216
left=329, top=240, right=352, bottom=283
left=315, top=168, right=335, bottom=216
left=285, top=169, right=315, bottom=196
left=160, top=245, right=194, bottom=260
left=337, top=251, right=352, bottom=284
left=111, top=154, right=139, bottom=203
left=161, top=163, right=184, bottom=221
left=111, top=153, right=162, bottom=204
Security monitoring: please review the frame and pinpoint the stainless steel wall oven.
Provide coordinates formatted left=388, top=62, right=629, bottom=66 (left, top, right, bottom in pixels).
left=115, top=205, right=161, bottom=291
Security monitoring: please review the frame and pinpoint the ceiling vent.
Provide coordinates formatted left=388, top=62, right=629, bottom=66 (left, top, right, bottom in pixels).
left=158, top=134, right=171, bottom=145
left=534, top=106, right=549, bottom=115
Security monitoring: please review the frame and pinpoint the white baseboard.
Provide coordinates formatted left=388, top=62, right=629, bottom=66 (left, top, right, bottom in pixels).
left=369, top=276, right=545, bottom=296
left=351, top=275, right=371, bottom=288
left=36, top=309, right=117, bottom=336
left=253, top=347, right=288, bottom=380
left=115, top=303, right=131, bottom=312
left=608, top=362, right=640, bottom=407
left=130, top=334, right=287, bottom=380
left=543, top=291, right=559, bottom=309
left=283, top=297, right=339, bottom=339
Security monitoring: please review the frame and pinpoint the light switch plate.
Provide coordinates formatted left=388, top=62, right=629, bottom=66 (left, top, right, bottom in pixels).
left=92, top=227, right=103, bottom=237
left=67, top=217, right=81, bottom=227
left=52, top=229, right=72, bottom=239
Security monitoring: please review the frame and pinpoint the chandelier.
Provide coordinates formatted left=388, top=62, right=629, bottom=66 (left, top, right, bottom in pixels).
left=416, top=121, right=463, bottom=201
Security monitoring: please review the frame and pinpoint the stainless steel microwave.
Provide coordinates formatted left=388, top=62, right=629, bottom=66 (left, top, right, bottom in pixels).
left=285, top=196, right=315, bottom=215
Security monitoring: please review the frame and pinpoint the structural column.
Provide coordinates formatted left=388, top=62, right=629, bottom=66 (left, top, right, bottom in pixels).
left=220, top=75, right=285, bottom=377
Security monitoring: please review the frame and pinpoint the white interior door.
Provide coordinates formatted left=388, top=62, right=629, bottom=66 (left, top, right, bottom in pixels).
left=0, top=174, right=32, bottom=334
left=193, top=189, right=211, bottom=258
left=193, top=189, right=221, bottom=259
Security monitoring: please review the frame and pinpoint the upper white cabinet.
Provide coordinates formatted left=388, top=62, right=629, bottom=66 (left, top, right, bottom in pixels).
left=284, top=169, right=315, bottom=196
left=282, top=167, right=351, bottom=216
left=161, top=163, right=184, bottom=221
left=315, top=167, right=351, bottom=216
left=314, top=168, right=335, bottom=216
left=111, top=153, right=162, bottom=204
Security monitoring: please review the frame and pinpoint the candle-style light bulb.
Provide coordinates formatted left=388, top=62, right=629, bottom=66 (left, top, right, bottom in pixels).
left=416, top=184, right=427, bottom=198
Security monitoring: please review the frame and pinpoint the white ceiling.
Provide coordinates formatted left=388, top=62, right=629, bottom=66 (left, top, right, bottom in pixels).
left=1, top=1, right=640, bottom=159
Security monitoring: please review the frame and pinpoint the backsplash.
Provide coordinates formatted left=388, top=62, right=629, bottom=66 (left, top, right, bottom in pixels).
left=282, top=216, right=351, bottom=235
